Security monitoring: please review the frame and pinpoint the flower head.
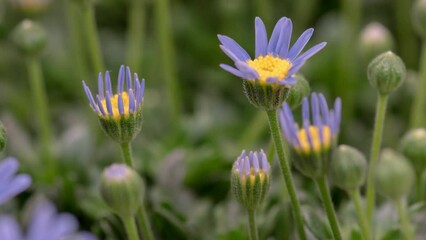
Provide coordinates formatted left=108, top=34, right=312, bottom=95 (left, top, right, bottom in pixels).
left=82, top=65, right=145, bottom=143
left=231, top=150, right=270, bottom=210
left=218, top=17, right=326, bottom=110
left=0, top=200, right=96, bottom=240
left=280, top=93, right=341, bottom=178
left=0, top=157, right=31, bottom=205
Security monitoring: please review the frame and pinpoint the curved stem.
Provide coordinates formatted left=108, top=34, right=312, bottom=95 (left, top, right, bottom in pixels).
left=366, top=94, right=388, bottom=223
left=395, top=198, right=414, bottom=240
left=126, top=0, right=145, bottom=73
left=247, top=209, right=259, bottom=240
left=266, top=110, right=307, bottom=240
left=136, top=205, right=155, bottom=240
left=410, top=41, right=426, bottom=128
left=26, top=57, right=55, bottom=182
left=315, top=176, right=342, bottom=240
left=81, top=0, right=104, bottom=73
left=348, top=190, right=372, bottom=240
left=123, top=216, right=140, bottom=240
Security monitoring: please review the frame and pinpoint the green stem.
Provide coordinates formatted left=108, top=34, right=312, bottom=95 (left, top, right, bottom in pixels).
left=26, top=57, right=55, bottom=181
left=266, top=110, right=307, bottom=240
left=366, top=94, right=389, bottom=223
left=247, top=209, right=259, bottom=240
left=155, top=0, right=180, bottom=129
left=315, top=176, right=342, bottom=240
left=415, top=172, right=424, bottom=202
left=126, top=0, right=145, bottom=72
left=122, top=216, right=140, bottom=240
left=410, top=41, right=426, bottom=128
left=136, top=205, right=155, bottom=240
left=81, top=0, right=104, bottom=73
left=120, top=142, right=133, bottom=167
left=349, top=190, right=372, bottom=240
left=395, top=198, right=414, bottom=240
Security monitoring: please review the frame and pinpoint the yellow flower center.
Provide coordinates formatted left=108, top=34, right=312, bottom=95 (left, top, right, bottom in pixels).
left=246, top=54, right=292, bottom=82
left=240, top=167, right=266, bottom=184
left=296, top=126, right=332, bottom=154
left=100, top=92, right=130, bottom=119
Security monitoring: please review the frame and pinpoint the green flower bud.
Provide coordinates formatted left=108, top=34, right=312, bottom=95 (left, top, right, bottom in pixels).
left=367, top=51, right=406, bottom=95
left=412, top=0, right=426, bottom=38
left=231, top=150, right=271, bottom=210
left=100, top=164, right=144, bottom=218
left=0, top=121, right=6, bottom=152
left=9, top=0, right=50, bottom=16
left=359, top=22, right=394, bottom=63
left=400, top=128, right=426, bottom=175
left=329, top=145, right=367, bottom=191
left=285, top=74, right=310, bottom=110
left=243, top=80, right=290, bottom=111
left=11, top=19, right=47, bottom=56
left=376, top=149, right=415, bottom=200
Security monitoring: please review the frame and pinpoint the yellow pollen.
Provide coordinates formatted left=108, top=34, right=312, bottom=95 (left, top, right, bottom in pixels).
left=100, top=92, right=130, bottom=119
left=296, top=126, right=332, bottom=154
left=242, top=167, right=266, bottom=184
left=246, top=54, right=292, bottom=82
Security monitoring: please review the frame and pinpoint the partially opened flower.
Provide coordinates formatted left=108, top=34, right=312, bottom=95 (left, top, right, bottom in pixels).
left=0, top=157, right=31, bottom=205
left=280, top=93, right=341, bottom=178
left=0, top=200, right=96, bottom=240
left=82, top=65, right=145, bottom=143
left=218, top=17, right=326, bottom=110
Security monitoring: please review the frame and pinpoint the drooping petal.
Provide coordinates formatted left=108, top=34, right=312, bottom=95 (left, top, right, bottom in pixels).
left=219, top=64, right=245, bottom=78
left=235, top=61, right=260, bottom=79
left=217, top=35, right=250, bottom=61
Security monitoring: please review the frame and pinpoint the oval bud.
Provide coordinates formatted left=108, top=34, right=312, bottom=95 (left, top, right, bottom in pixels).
left=11, top=19, right=46, bottom=56
left=231, top=150, right=271, bottom=210
left=285, top=74, right=310, bottom=110
left=329, top=145, right=367, bottom=191
left=100, top=164, right=144, bottom=218
left=412, top=0, right=426, bottom=38
left=367, top=51, right=406, bottom=95
left=0, top=121, right=5, bottom=152
left=243, top=80, right=291, bottom=111
left=376, top=149, right=415, bottom=200
left=359, top=22, right=394, bottom=63
left=9, top=0, right=50, bottom=16
left=400, top=128, right=426, bottom=174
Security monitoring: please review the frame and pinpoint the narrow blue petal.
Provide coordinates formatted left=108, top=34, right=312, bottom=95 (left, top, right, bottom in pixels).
left=129, top=89, right=135, bottom=113
left=0, top=158, right=18, bottom=184
left=140, top=79, right=145, bottom=99
left=105, top=91, right=113, bottom=116
left=117, top=65, right=125, bottom=94
left=288, top=28, right=314, bottom=60
left=311, top=93, right=324, bottom=142
left=255, top=17, right=268, bottom=57
left=0, top=174, right=31, bottom=205
left=217, top=35, right=250, bottom=61
left=133, top=73, right=139, bottom=91
left=302, top=97, right=310, bottom=126
left=243, top=157, right=250, bottom=177
left=267, top=17, right=287, bottom=54
left=329, top=110, right=336, bottom=135
left=303, top=118, right=314, bottom=151
left=220, top=64, right=245, bottom=78
left=253, top=154, right=259, bottom=173
left=318, top=94, right=329, bottom=126
left=293, top=42, right=327, bottom=65
left=278, top=77, right=297, bottom=85
left=96, top=96, right=106, bottom=116
left=105, top=71, right=112, bottom=94
left=118, top=94, right=124, bottom=115
left=98, top=73, right=104, bottom=99
left=266, top=77, right=279, bottom=83
left=279, top=108, right=294, bottom=144
left=82, top=81, right=98, bottom=112
left=126, top=66, right=132, bottom=91
left=135, top=79, right=141, bottom=108
left=249, top=151, right=254, bottom=166
left=235, top=61, right=259, bottom=79
left=220, top=45, right=242, bottom=63
left=277, top=19, right=293, bottom=58
left=287, top=61, right=306, bottom=76
left=0, top=215, right=23, bottom=240
left=48, top=214, right=78, bottom=239
left=283, top=103, right=301, bottom=146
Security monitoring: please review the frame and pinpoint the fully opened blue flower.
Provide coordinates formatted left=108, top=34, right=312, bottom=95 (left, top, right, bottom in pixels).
left=0, top=200, right=96, bottom=240
left=0, top=157, right=31, bottom=205
left=219, top=17, right=326, bottom=85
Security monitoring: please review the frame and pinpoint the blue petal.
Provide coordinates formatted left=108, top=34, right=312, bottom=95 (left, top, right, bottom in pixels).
left=283, top=103, right=301, bottom=146
left=277, top=19, right=293, bottom=58
left=278, top=77, right=297, bottom=85
left=105, top=91, right=113, bottom=116
left=0, top=215, right=23, bottom=240
left=0, top=158, right=18, bottom=184
left=318, top=94, right=330, bottom=127
left=49, top=213, right=78, bottom=239
left=0, top=174, right=31, bottom=205
left=293, top=42, right=327, bottom=65
left=220, top=64, right=245, bottom=78
left=105, top=71, right=112, bottom=94
left=255, top=17, right=268, bottom=57
left=311, top=93, right=324, bottom=142
left=267, top=17, right=287, bottom=54
left=252, top=154, right=260, bottom=173
left=220, top=45, right=242, bottom=63
left=129, top=89, right=135, bottom=113
left=96, top=96, right=106, bottom=116
left=118, top=94, right=124, bottom=115
left=117, top=65, right=125, bottom=94
left=266, top=77, right=279, bottom=83
left=235, top=61, right=260, bottom=79
left=126, top=66, right=132, bottom=91
left=288, top=28, right=314, bottom=60
left=302, top=97, right=310, bottom=127
left=82, top=81, right=98, bottom=113
left=98, top=73, right=104, bottom=99
left=217, top=35, right=251, bottom=61
left=287, top=61, right=306, bottom=76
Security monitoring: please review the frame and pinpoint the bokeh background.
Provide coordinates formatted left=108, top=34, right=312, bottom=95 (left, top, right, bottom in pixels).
left=0, top=0, right=422, bottom=239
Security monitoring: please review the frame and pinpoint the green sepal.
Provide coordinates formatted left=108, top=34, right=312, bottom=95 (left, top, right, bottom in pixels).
left=99, top=107, right=143, bottom=144
left=231, top=171, right=270, bottom=210
left=243, top=80, right=290, bottom=111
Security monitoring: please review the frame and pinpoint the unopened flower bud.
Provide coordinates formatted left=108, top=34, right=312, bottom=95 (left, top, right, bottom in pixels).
left=376, top=149, right=415, bottom=200
left=330, top=145, right=367, bottom=191
left=9, top=0, right=50, bottom=16
left=400, top=128, right=426, bottom=175
left=367, top=51, right=406, bottom=95
left=11, top=19, right=46, bottom=56
left=0, top=121, right=6, bottom=152
left=359, top=22, right=394, bottom=62
left=412, top=0, right=426, bottom=38
left=243, top=80, right=291, bottom=111
left=100, top=164, right=144, bottom=218
left=231, top=150, right=271, bottom=210
left=285, top=74, right=310, bottom=110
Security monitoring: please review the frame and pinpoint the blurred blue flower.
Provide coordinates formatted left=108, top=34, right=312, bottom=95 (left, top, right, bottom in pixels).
left=0, top=157, right=31, bottom=205
left=0, top=200, right=97, bottom=240
left=218, top=17, right=326, bottom=85
left=82, top=65, right=145, bottom=119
